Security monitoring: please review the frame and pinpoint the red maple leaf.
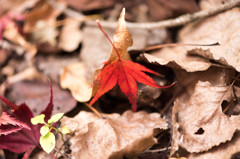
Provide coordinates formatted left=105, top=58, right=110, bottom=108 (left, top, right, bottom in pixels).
left=0, top=81, right=54, bottom=159
left=90, top=9, right=172, bottom=112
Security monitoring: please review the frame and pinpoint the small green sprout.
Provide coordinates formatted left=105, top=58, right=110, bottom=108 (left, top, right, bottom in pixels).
left=31, top=113, right=70, bottom=154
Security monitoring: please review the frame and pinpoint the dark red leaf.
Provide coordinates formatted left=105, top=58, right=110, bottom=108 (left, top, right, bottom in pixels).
left=0, top=81, right=54, bottom=158
left=0, top=111, right=30, bottom=135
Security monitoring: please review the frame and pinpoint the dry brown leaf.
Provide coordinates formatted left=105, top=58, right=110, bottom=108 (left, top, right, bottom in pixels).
left=146, top=7, right=240, bottom=72
left=58, top=19, right=82, bottom=52
left=181, top=8, right=240, bottom=72
left=189, top=132, right=240, bottom=159
left=6, top=67, right=46, bottom=84
left=24, top=0, right=63, bottom=32
left=35, top=54, right=79, bottom=83
left=60, top=63, right=92, bottom=102
left=143, top=50, right=211, bottom=72
left=146, top=0, right=198, bottom=21
left=3, top=23, right=37, bottom=63
left=6, top=80, right=77, bottom=115
left=200, top=0, right=230, bottom=10
left=174, top=67, right=235, bottom=96
left=0, top=0, right=38, bottom=16
left=61, top=110, right=168, bottom=159
left=143, top=7, right=240, bottom=72
left=24, top=0, right=65, bottom=53
left=171, top=81, right=240, bottom=155
left=66, top=0, right=115, bottom=11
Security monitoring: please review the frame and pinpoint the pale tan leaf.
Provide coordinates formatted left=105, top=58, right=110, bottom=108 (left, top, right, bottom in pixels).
left=171, top=81, right=240, bottom=154
left=143, top=51, right=211, bottom=72
left=61, top=110, right=168, bottom=159
left=189, top=132, right=240, bottom=159
left=60, top=63, right=92, bottom=102
left=3, top=24, right=37, bottom=62
left=58, top=19, right=82, bottom=52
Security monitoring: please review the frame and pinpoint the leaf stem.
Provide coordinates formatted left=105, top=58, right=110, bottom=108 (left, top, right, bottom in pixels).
left=84, top=103, right=105, bottom=119
left=96, top=20, right=121, bottom=59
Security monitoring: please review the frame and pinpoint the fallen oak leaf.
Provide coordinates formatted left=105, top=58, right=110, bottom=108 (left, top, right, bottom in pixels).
left=0, top=81, right=54, bottom=159
left=90, top=8, right=172, bottom=112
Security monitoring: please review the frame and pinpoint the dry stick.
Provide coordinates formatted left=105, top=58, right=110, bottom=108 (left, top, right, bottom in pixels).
left=86, top=0, right=240, bottom=29
left=47, top=0, right=240, bottom=29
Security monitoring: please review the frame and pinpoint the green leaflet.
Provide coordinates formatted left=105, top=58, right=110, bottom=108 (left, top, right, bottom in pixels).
left=40, top=132, right=55, bottom=154
left=31, top=114, right=46, bottom=125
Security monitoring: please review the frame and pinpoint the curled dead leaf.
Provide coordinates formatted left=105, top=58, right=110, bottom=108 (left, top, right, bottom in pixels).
left=61, top=110, right=168, bottom=159
left=60, top=63, right=92, bottom=102
left=171, top=81, right=240, bottom=155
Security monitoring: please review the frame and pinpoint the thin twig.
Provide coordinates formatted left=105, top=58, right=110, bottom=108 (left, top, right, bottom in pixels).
left=47, top=0, right=240, bottom=29
left=73, top=1, right=240, bottom=29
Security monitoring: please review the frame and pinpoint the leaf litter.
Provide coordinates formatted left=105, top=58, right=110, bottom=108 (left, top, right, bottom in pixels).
left=1, top=0, right=240, bottom=159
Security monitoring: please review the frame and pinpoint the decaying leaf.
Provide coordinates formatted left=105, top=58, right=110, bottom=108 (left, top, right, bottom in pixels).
left=60, top=63, right=92, bottom=102
left=144, top=7, right=240, bottom=72
left=6, top=80, right=76, bottom=115
left=181, top=8, right=240, bottom=72
left=61, top=110, right=168, bottom=159
left=171, top=81, right=240, bottom=155
left=146, top=0, right=198, bottom=21
left=66, top=0, right=115, bottom=11
left=23, top=0, right=65, bottom=53
left=142, top=46, right=211, bottom=72
left=90, top=8, right=171, bottom=112
left=3, top=17, right=37, bottom=62
left=189, top=132, right=240, bottom=159
left=173, top=67, right=235, bottom=96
